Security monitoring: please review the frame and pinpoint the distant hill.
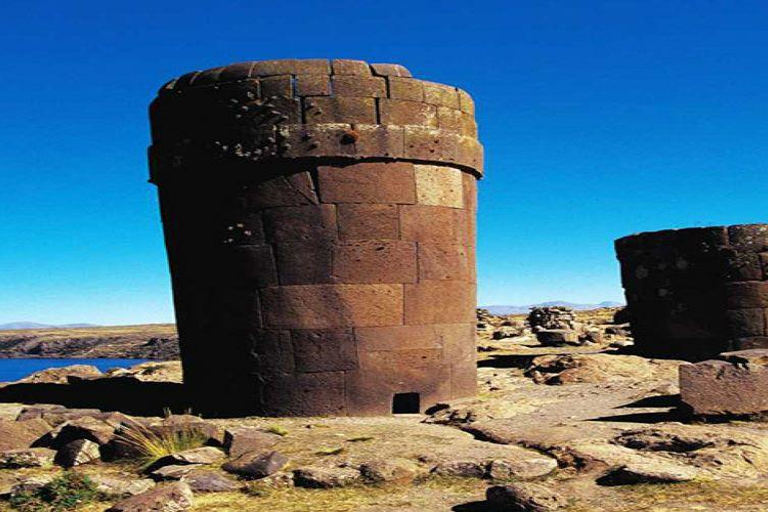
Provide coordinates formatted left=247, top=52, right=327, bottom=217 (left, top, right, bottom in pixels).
left=481, top=301, right=623, bottom=316
left=0, top=322, right=99, bottom=331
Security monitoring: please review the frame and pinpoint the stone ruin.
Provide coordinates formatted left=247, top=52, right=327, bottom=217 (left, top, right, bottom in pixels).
left=615, top=224, right=768, bottom=361
left=527, top=306, right=577, bottom=331
left=148, top=59, right=482, bottom=416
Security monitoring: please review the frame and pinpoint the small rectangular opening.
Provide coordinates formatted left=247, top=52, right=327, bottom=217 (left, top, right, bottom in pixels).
left=392, top=392, right=420, bottom=414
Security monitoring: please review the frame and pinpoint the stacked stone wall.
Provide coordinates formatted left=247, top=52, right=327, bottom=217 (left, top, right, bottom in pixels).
left=149, top=59, right=481, bottom=416
left=615, top=224, right=768, bottom=361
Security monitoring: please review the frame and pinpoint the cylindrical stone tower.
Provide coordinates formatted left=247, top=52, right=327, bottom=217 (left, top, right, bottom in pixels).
left=148, top=59, right=482, bottom=416
left=615, top=224, right=768, bottom=361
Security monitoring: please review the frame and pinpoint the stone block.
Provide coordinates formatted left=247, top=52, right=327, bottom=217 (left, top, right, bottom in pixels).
left=263, top=205, right=337, bottom=244
left=436, top=323, right=476, bottom=360
left=332, top=241, right=417, bottom=284
left=414, top=164, right=464, bottom=208
left=277, top=123, right=357, bottom=159
left=728, top=224, right=768, bottom=252
left=346, top=350, right=451, bottom=415
left=731, top=337, right=768, bottom=350
left=436, top=107, right=463, bottom=133
left=249, top=330, right=294, bottom=375
left=331, top=59, right=371, bottom=76
left=457, top=89, right=475, bottom=115
left=259, top=75, right=293, bottom=98
left=404, top=281, right=476, bottom=325
left=291, top=329, right=358, bottom=372
left=451, top=357, right=478, bottom=398
left=423, top=82, right=460, bottom=109
left=725, top=281, right=768, bottom=308
left=352, top=124, right=405, bottom=159
left=536, top=329, right=580, bottom=346
left=680, top=350, right=768, bottom=416
left=250, top=59, right=330, bottom=77
left=331, top=76, right=387, bottom=98
left=724, top=308, right=766, bottom=337
left=354, top=325, right=440, bottom=351
left=418, top=243, right=471, bottom=281
left=722, top=250, right=763, bottom=281
left=218, top=245, right=278, bottom=287
left=400, top=205, right=468, bottom=245
left=379, top=99, right=437, bottom=127
left=274, top=241, right=334, bottom=285
left=370, top=63, right=412, bottom=77
left=304, top=97, right=376, bottom=124
left=295, top=74, right=331, bottom=97
left=337, top=204, right=399, bottom=241
left=388, top=78, right=424, bottom=102
left=403, top=126, right=443, bottom=161
left=259, top=372, right=346, bottom=416
left=462, top=173, right=477, bottom=211
left=317, top=162, right=416, bottom=204
left=219, top=62, right=254, bottom=82
left=260, top=284, right=404, bottom=329
left=243, top=172, right=319, bottom=209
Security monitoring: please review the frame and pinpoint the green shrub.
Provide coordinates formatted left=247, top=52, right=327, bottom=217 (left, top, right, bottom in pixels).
left=10, top=472, right=103, bottom=511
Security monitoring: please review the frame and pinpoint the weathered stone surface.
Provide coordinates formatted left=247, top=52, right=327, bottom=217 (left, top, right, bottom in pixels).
left=337, top=204, right=399, bottom=240
left=597, top=462, right=698, bottom=485
left=222, top=450, right=288, bottom=479
left=332, top=241, right=418, bottom=284
left=317, top=162, right=416, bottom=204
left=431, top=460, right=485, bottom=478
left=526, top=354, right=679, bottom=386
left=414, top=164, right=463, bottom=207
left=486, top=483, right=566, bottom=511
left=0, top=447, right=55, bottom=468
left=182, top=469, right=240, bottom=493
left=293, top=466, right=360, bottom=488
left=52, top=416, right=116, bottom=447
left=680, top=350, right=768, bottom=416
left=487, top=457, right=558, bottom=480
left=291, top=329, right=358, bottom=372
left=0, top=419, right=50, bottom=451
left=223, top=427, right=280, bottom=458
left=149, top=446, right=226, bottom=471
left=404, top=280, right=475, bottom=325
left=54, top=439, right=100, bottom=467
left=151, top=465, right=197, bottom=481
left=106, top=482, right=194, bottom=512
left=536, top=329, right=580, bottom=346
left=90, top=475, right=155, bottom=497
left=359, top=458, right=420, bottom=484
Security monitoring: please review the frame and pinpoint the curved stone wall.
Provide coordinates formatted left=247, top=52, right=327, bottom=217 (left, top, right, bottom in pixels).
left=149, top=59, right=481, bottom=416
left=615, top=224, right=768, bottom=361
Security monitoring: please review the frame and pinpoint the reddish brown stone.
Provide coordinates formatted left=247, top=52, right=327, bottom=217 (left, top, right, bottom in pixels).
left=352, top=125, right=405, bottom=159
left=317, top=162, right=416, bottom=204
left=263, top=205, right=337, bottom=244
left=379, top=99, right=437, bottom=127
left=732, top=337, right=768, bottom=350
left=218, top=245, right=278, bottom=287
left=436, top=323, right=476, bottom=361
left=400, top=205, right=467, bottom=245
left=260, top=75, right=293, bottom=97
left=295, top=75, right=331, bottom=97
left=337, top=204, right=399, bottom=241
left=259, top=371, right=346, bottom=416
left=291, top=329, right=358, bottom=372
left=423, top=82, right=460, bottom=109
left=274, top=241, right=334, bottom=285
left=250, top=59, right=330, bottom=77
left=370, top=63, right=412, bottom=77
left=331, top=76, right=387, bottom=98
left=260, top=284, right=404, bottom=329
left=457, top=89, right=475, bottom=115
left=331, top=59, right=371, bottom=76
left=462, top=173, right=478, bottom=211
left=304, top=97, right=376, bottom=124
left=725, top=309, right=766, bottom=337
left=725, top=282, right=768, bottom=308
left=388, top=78, right=424, bottom=102
left=354, top=325, right=440, bottom=351
left=419, top=243, right=471, bottom=281
left=332, top=241, right=417, bottom=284
left=250, top=329, right=294, bottom=375
left=244, top=172, right=318, bottom=209
left=404, top=281, right=476, bottom=325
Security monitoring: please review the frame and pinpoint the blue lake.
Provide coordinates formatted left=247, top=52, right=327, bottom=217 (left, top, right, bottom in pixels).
left=0, top=359, right=149, bottom=383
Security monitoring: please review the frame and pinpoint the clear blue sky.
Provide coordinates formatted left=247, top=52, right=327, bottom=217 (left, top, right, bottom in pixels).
left=2, top=0, right=767, bottom=325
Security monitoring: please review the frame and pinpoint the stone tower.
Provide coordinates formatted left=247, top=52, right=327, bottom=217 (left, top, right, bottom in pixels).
left=615, top=224, right=768, bottom=361
left=148, top=59, right=483, bottom=416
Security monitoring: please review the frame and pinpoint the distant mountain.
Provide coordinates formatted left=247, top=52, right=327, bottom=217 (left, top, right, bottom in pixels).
left=481, top=301, right=623, bottom=316
left=0, top=322, right=99, bottom=331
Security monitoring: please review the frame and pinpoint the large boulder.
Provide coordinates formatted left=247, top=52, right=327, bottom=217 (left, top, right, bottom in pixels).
left=486, top=483, right=566, bottom=511
left=54, top=439, right=100, bottom=467
left=536, top=329, right=579, bottom=347
left=680, top=349, right=768, bottom=417
left=223, top=427, right=280, bottom=457
left=0, top=418, right=51, bottom=451
left=293, top=467, right=360, bottom=488
left=90, top=475, right=155, bottom=497
left=525, top=354, right=679, bottom=385
left=222, top=450, right=288, bottom=479
left=16, top=365, right=102, bottom=384
left=106, top=482, right=194, bottom=512
left=0, top=448, right=55, bottom=468
left=597, top=462, right=698, bottom=485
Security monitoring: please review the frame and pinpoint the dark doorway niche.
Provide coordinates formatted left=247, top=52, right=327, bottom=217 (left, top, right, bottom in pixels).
left=392, top=392, right=420, bottom=414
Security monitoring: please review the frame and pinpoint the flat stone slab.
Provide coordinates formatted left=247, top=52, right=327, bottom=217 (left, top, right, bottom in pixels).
left=680, top=349, right=768, bottom=417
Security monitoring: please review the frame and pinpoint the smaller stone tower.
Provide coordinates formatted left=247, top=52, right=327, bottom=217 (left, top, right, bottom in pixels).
left=615, top=224, right=768, bottom=360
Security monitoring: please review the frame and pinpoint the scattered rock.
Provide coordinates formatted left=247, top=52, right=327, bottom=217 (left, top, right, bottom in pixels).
left=486, top=482, right=566, bottom=511
left=147, top=415, right=224, bottom=446
left=222, top=450, right=288, bottom=479
left=90, top=475, right=155, bottom=497
left=293, top=467, right=360, bottom=488
left=0, top=447, right=55, bottom=468
left=359, top=458, right=421, bottom=484
left=52, top=416, right=117, bottom=447
left=536, top=329, right=579, bottom=347
left=0, top=473, right=19, bottom=497
left=55, top=439, right=100, bottom=467
left=223, top=427, right=280, bottom=457
left=680, top=349, right=768, bottom=417
left=106, top=482, right=194, bottom=512
left=431, top=461, right=485, bottom=478
left=0, top=418, right=51, bottom=451
left=493, top=326, right=524, bottom=340
left=10, top=475, right=56, bottom=498
left=15, top=365, right=102, bottom=384
left=525, top=354, right=679, bottom=385
left=150, top=446, right=226, bottom=471
left=487, top=457, right=558, bottom=480
left=597, top=462, right=698, bottom=485
left=182, top=469, right=241, bottom=493
left=151, top=465, right=198, bottom=481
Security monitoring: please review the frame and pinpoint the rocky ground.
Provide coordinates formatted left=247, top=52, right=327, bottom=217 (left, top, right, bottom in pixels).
left=0, top=325, right=178, bottom=360
left=1, top=309, right=768, bottom=510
